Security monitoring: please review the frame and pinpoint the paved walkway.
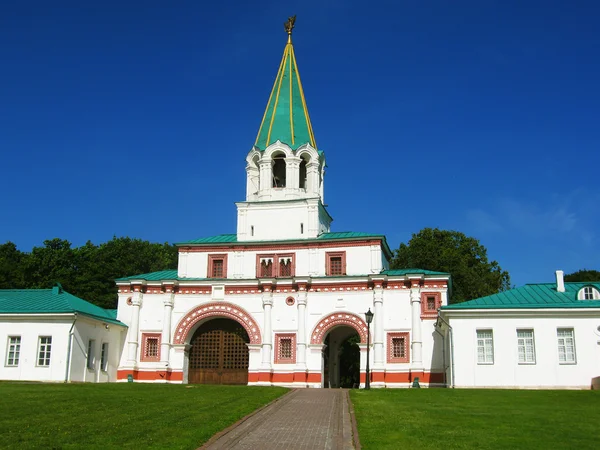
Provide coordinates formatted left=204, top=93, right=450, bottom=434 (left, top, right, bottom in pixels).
left=202, top=389, right=356, bottom=450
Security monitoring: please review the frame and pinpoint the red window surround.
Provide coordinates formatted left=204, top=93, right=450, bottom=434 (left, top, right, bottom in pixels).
left=326, top=251, right=346, bottom=276
left=140, top=333, right=161, bottom=362
left=274, top=333, right=296, bottom=364
left=256, top=253, right=295, bottom=278
left=207, top=254, right=228, bottom=278
left=387, top=332, right=410, bottom=363
left=421, top=292, right=442, bottom=319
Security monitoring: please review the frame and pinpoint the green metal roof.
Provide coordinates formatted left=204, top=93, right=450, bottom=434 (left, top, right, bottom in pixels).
left=180, top=234, right=237, bottom=245
left=442, top=282, right=600, bottom=310
left=383, top=269, right=450, bottom=276
left=254, top=34, right=317, bottom=151
left=0, top=285, right=126, bottom=326
left=116, top=270, right=179, bottom=281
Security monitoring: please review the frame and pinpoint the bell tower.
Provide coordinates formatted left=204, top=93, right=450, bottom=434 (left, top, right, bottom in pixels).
left=236, top=16, right=332, bottom=241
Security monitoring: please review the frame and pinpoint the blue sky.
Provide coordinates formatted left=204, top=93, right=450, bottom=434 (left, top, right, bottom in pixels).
left=1, top=1, right=598, bottom=287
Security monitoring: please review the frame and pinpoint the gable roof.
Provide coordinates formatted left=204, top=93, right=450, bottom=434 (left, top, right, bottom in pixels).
left=0, top=285, right=126, bottom=326
left=441, top=282, right=600, bottom=310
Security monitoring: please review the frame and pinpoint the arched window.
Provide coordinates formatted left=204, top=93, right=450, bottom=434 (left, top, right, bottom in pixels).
left=578, top=286, right=600, bottom=300
left=299, top=156, right=308, bottom=189
left=272, top=153, right=286, bottom=187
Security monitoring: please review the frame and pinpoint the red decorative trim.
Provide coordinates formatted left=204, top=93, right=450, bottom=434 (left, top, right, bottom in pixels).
left=274, top=333, right=296, bottom=364
left=421, top=292, right=442, bottom=319
left=173, top=302, right=261, bottom=344
left=310, top=312, right=370, bottom=344
left=326, top=251, right=346, bottom=276
left=271, top=372, right=294, bottom=383
left=285, top=296, right=295, bottom=306
left=307, top=372, right=321, bottom=383
left=179, top=239, right=385, bottom=253
left=387, top=332, right=410, bottom=363
left=256, top=253, right=295, bottom=278
left=207, top=254, right=228, bottom=278
left=126, top=297, right=133, bottom=305
left=117, top=369, right=183, bottom=382
left=140, top=333, right=161, bottom=362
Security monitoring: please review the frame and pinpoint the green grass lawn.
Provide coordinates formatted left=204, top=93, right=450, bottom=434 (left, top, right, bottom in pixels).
left=350, top=389, right=600, bottom=449
left=0, top=383, right=287, bottom=449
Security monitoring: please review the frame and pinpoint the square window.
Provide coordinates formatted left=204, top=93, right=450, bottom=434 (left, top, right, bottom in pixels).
left=420, top=292, right=441, bottom=319
left=87, top=339, right=95, bottom=370
left=100, top=343, right=109, bottom=372
left=208, top=254, right=228, bottom=278
left=6, top=336, right=21, bottom=367
left=387, top=332, right=410, bottom=363
left=38, top=336, right=52, bottom=367
left=141, top=333, right=161, bottom=362
left=476, top=330, right=494, bottom=364
left=326, top=252, right=346, bottom=276
left=557, top=328, right=576, bottom=364
left=275, top=333, right=296, bottom=363
left=517, top=329, right=536, bottom=364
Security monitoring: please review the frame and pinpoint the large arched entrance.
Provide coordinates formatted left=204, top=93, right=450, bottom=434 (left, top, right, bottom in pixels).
left=188, top=318, right=250, bottom=385
left=323, top=326, right=360, bottom=388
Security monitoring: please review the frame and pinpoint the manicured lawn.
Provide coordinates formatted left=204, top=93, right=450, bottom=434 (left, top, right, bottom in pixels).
left=350, top=389, right=600, bottom=449
left=0, top=383, right=287, bottom=449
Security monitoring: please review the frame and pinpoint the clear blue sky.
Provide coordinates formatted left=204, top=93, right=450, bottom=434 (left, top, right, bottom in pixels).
left=1, top=1, right=598, bottom=287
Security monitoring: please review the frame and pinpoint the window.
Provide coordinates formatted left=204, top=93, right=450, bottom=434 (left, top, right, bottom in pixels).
left=326, top=251, right=346, bottom=276
left=256, top=254, right=295, bottom=278
left=87, top=339, right=95, bottom=370
left=274, top=333, right=296, bottom=363
left=141, top=333, right=161, bottom=362
left=557, top=328, right=576, bottom=364
left=476, top=330, right=494, bottom=364
left=517, top=329, right=535, bottom=364
left=579, top=286, right=600, bottom=300
left=207, top=254, right=228, bottom=278
left=420, top=292, right=442, bottom=319
left=38, top=336, right=52, bottom=366
left=6, top=336, right=21, bottom=367
left=387, top=332, right=410, bottom=363
left=100, top=343, right=109, bottom=371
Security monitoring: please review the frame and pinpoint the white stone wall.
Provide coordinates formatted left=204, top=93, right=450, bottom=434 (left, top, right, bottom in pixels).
left=444, top=312, right=600, bottom=389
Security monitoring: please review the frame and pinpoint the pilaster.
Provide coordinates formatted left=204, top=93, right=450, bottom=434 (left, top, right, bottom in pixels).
left=410, top=279, right=424, bottom=373
left=126, top=289, right=142, bottom=366
left=161, top=290, right=175, bottom=367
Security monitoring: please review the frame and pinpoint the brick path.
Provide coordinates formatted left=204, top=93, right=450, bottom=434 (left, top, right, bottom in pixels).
left=202, top=389, right=355, bottom=450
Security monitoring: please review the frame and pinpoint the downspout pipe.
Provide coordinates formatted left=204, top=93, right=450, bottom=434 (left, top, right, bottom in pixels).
left=436, top=313, right=454, bottom=388
left=64, top=313, right=78, bottom=383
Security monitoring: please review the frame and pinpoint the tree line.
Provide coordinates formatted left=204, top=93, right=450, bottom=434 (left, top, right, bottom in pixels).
left=1, top=228, right=597, bottom=309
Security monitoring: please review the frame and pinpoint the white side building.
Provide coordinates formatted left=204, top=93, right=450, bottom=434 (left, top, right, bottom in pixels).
left=439, top=271, right=600, bottom=389
left=0, top=284, right=127, bottom=383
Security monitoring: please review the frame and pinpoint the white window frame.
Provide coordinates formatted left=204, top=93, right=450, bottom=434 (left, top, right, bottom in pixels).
left=100, top=342, right=109, bottom=372
left=578, top=286, right=600, bottom=300
left=557, top=328, right=576, bottom=364
left=476, top=330, right=494, bottom=364
left=87, top=339, right=95, bottom=370
left=37, top=336, right=52, bottom=367
left=6, top=336, right=21, bottom=367
left=517, top=329, right=536, bottom=364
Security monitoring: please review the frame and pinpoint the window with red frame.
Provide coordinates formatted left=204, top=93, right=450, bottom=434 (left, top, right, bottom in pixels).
left=141, top=333, right=161, bottom=362
left=387, top=332, right=410, bottom=363
left=420, top=292, right=441, bottom=318
left=208, top=254, right=227, bottom=278
left=274, top=333, right=296, bottom=363
left=326, top=252, right=346, bottom=276
left=256, top=254, right=294, bottom=278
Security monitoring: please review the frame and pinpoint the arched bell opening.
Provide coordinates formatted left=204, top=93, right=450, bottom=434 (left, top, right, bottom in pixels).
left=272, top=152, right=287, bottom=187
left=299, top=155, right=309, bottom=190
left=188, top=318, right=250, bottom=385
left=322, top=326, right=360, bottom=389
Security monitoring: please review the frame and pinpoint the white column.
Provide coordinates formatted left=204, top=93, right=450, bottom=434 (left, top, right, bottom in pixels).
left=261, top=290, right=273, bottom=368
left=126, top=290, right=142, bottom=365
left=373, top=287, right=384, bottom=368
left=161, top=291, right=174, bottom=366
left=246, top=164, right=259, bottom=200
left=296, top=290, right=307, bottom=370
left=259, top=159, right=271, bottom=193
left=410, top=285, right=423, bottom=370
left=306, top=161, right=320, bottom=197
left=285, top=156, right=301, bottom=193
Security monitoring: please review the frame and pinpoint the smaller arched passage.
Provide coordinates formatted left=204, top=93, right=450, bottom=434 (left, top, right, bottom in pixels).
left=173, top=302, right=262, bottom=345
left=272, top=152, right=287, bottom=187
left=310, top=312, right=370, bottom=344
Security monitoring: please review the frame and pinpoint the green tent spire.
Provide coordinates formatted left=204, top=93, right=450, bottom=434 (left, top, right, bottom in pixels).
left=254, top=17, right=317, bottom=151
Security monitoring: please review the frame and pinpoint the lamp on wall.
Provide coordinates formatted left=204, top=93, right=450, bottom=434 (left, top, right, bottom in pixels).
left=365, top=308, right=374, bottom=390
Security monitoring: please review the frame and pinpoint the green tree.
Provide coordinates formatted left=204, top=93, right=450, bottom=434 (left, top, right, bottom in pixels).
left=564, top=269, right=600, bottom=282
left=23, top=238, right=78, bottom=291
left=0, top=242, right=26, bottom=289
left=391, top=228, right=510, bottom=304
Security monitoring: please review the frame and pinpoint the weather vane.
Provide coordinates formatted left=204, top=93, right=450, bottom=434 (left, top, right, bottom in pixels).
left=284, top=15, right=296, bottom=36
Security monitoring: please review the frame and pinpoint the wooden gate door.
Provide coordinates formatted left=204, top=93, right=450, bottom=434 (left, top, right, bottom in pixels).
left=188, top=318, right=249, bottom=385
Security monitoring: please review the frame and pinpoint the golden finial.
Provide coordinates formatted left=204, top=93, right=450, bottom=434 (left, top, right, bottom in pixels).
left=284, top=15, right=296, bottom=42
